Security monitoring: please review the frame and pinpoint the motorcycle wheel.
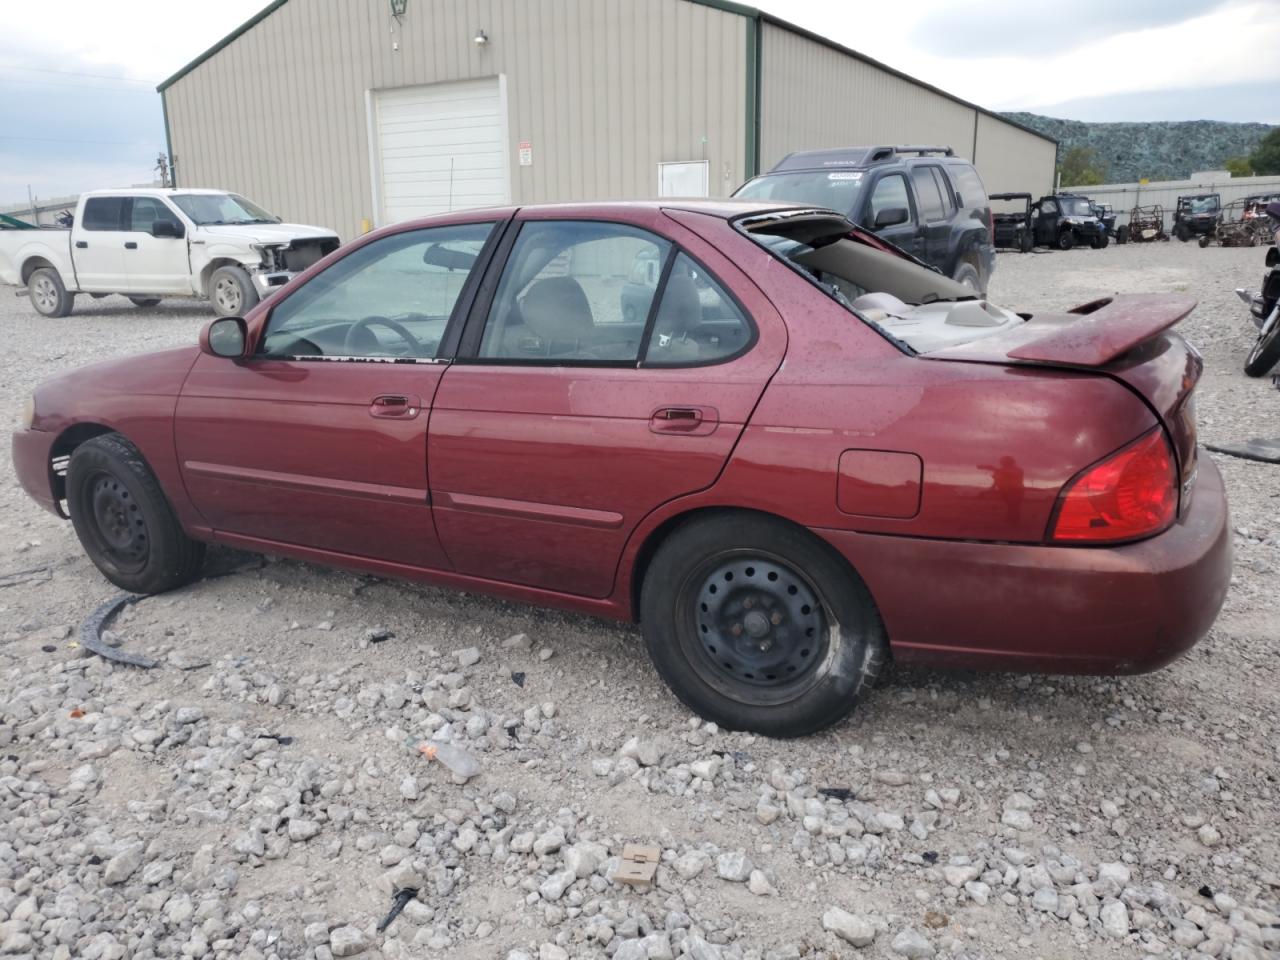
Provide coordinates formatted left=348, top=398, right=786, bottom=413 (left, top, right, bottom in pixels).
left=1245, top=309, right=1280, bottom=378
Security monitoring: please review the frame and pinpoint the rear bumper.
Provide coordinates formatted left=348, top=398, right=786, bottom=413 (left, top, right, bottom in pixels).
left=12, top=428, right=60, bottom=516
left=815, top=455, right=1231, bottom=674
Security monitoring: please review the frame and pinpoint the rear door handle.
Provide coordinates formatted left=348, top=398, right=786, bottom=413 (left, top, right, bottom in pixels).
left=75, top=241, right=88, bottom=249
left=650, top=406, right=717, bottom=435
left=124, top=241, right=138, bottom=250
left=369, top=393, right=422, bottom=419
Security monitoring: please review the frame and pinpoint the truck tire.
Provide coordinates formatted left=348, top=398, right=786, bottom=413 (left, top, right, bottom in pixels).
left=1019, top=230, right=1033, bottom=253
left=128, top=297, right=162, bottom=308
left=1116, top=225, right=1129, bottom=245
left=209, top=265, right=259, bottom=317
left=951, top=258, right=983, bottom=294
left=1057, top=230, right=1075, bottom=251
left=28, top=267, right=74, bottom=318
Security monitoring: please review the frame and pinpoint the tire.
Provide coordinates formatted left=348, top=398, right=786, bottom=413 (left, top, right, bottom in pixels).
left=28, top=267, right=74, bottom=317
left=209, top=265, right=259, bottom=317
left=128, top=297, right=162, bottom=308
left=639, top=512, right=888, bottom=738
left=1057, top=231, right=1075, bottom=251
left=66, top=433, right=205, bottom=594
left=1244, top=313, right=1280, bottom=378
left=1175, top=225, right=1190, bottom=242
left=1019, top=230, right=1033, bottom=253
left=1116, top=226, right=1129, bottom=245
left=1090, top=235, right=1106, bottom=249
left=1198, top=235, right=1211, bottom=249
left=622, top=303, right=639, bottom=323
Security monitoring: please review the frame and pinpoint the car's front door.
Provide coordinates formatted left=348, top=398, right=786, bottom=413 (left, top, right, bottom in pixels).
left=74, top=196, right=131, bottom=291
left=863, top=173, right=922, bottom=259
left=174, top=217, right=499, bottom=568
left=124, top=197, right=192, bottom=295
left=427, top=210, right=784, bottom=597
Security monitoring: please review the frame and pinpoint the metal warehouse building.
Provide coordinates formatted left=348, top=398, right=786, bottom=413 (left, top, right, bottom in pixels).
left=159, top=0, right=1058, bottom=240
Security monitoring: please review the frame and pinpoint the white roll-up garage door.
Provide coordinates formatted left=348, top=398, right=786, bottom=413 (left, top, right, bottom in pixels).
left=372, top=77, right=509, bottom=225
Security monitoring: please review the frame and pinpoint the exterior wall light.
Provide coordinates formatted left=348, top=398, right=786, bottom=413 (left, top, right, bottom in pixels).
left=474, top=29, right=489, bottom=46
left=390, top=0, right=408, bottom=16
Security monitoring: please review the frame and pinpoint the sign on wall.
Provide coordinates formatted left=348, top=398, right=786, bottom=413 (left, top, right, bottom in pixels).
left=658, top=160, right=709, bottom=198
left=518, top=140, right=533, bottom=166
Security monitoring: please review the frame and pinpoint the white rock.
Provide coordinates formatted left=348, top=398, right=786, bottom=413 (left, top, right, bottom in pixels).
left=103, top=843, right=144, bottom=885
left=303, top=923, right=330, bottom=946
left=564, top=843, right=601, bottom=878
left=288, top=819, right=321, bottom=842
left=1198, top=823, right=1222, bottom=847
left=1101, top=901, right=1130, bottom=938
left=539, top=869, right=575, bottom=901
left=1032, top=887, right=1060, bottom=912
left=716, top=850, right=754, bottom=882
left=455, top=647, right=481, bottom=667
left=748, top=869, right=775, bottom=896
left=502, top=632, right=532, bottom=651
left=1098, top=862, right=1131, bottom=886
left=1001, top=809, right=1033, bottom=831
left=399, top=776, right=419, bottom=801
left=533, top=826, right=565, bottom=857
left=942, top=864, right=980, bottom=888
left=538, top=944, right=568, bottom=960
left=890, top=927, right=935, bottom=958
left=822, top=907, right=876, bottom=947
left=329, top=925, right=369, bottom=956
left=674, top=851, right=709, bottom=879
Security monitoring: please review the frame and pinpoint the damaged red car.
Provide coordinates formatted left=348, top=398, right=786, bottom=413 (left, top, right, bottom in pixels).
left=12, top=201, right=1231, bottom=737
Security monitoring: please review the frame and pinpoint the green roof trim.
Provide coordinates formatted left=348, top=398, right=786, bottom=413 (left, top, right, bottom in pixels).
left=156, top=0, right=291, bottom=92
left=743, top=13, right=761, bottom=179
left=686, top=0, right=1056, bottom=148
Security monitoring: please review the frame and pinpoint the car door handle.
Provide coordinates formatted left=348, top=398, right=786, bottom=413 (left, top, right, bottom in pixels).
left=124, top=241, right=138, bottom=250
left=650, top=406, right=716, bottom=435
left=75, top=241, right=88, bottom=249
left=369, top=394, right=422, bottom=419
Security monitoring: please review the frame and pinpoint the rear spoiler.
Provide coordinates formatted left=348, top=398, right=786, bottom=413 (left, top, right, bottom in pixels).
left=929, top=294, right=1197, bottom=368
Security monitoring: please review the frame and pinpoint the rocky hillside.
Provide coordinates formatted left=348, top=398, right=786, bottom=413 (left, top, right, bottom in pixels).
left=1001, top=112, right=1274, bottom=183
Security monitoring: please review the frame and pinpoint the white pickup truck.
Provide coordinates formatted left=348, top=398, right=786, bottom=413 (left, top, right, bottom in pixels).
left=0, top=188, right=340, bottom=317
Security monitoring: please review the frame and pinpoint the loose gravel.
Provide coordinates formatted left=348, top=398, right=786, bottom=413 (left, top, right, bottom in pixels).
left=0, top=241, right=1277, bottom=960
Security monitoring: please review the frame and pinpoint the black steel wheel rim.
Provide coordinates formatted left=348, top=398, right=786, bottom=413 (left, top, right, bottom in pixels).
left=85, top=471, right=149, bottom=573
left=682, top=552, right=831, bottom=703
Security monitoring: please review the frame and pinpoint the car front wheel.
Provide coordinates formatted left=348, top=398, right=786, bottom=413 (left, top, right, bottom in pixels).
left=67, top=433, right=205, bottom=594
left=209, top=265, right=260, bottom=318
left=640, top=512, right=887, bottom=738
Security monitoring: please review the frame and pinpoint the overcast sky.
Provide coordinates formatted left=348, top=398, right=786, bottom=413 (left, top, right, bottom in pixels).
left=2, top=0, right=1277, bottom=206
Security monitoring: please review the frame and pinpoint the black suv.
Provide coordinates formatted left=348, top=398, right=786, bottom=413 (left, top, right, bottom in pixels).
left=733, top=146, right=995, bottom=292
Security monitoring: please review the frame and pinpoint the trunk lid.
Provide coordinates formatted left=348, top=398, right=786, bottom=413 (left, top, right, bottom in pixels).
left=927, top=294, right=1203, bottom=515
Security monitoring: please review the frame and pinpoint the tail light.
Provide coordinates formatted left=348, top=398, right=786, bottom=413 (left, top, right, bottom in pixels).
left=1049, top=428, right=1177, bottom=543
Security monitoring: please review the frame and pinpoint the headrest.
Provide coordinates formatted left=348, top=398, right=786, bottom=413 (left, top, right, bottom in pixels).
left=521, top=276, right=594, bottom=344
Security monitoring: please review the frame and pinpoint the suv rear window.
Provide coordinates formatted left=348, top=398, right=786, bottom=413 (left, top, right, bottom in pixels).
left=82, top=197, right=125, bottom=231
left=947, top=165, right=989, bottom=211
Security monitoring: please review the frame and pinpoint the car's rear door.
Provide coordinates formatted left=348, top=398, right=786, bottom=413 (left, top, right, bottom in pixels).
left=74, top=196, right=131, bottom=291
left=174, top=216, right=502, bottom=569
left=427, top=207, right=785, bottom=598
left=909, top=166, right=954, bottom=270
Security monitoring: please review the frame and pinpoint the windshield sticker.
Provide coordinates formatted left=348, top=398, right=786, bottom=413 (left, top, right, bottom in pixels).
left=827, top=172, right=863, bottom=181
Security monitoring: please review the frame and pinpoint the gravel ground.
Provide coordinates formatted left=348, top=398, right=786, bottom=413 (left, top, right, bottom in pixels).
left=0, top=241, right=1277, bottom=960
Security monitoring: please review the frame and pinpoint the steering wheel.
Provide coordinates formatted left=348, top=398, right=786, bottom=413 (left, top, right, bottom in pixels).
left=343, top=315, right=425, bottom=357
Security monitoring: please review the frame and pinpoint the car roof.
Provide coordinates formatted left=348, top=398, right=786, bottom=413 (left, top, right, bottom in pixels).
left=767, top=146, right=961, bottom=173
left=82, top=187, right=230, bottom=198
left=511, top=199, right=814, bottom=220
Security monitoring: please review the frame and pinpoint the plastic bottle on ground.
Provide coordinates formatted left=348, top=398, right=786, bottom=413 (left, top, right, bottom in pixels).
left=415, top=740, right=480, bottom=779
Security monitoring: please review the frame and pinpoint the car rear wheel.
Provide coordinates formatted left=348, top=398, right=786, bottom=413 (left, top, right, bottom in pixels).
left=951, top=258, right=983, bottom=294
left=29, top=267, right=74, bottom=318
left=640, top=512, right=887, bottom=738
left=1116, top=225, right=1129, bottom=245
left=209, top=265, right=260, bottom=318
left=67, top=433, right=205, bottom=594
left=128, top=297, right=162, bottom=308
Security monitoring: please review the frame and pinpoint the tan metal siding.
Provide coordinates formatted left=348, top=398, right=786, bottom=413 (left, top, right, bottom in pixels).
left=164, top=0, right=747, bottom=240
left=758, top=23, right=975, bottom=171
left=973, top=112, right=1057, bottom=196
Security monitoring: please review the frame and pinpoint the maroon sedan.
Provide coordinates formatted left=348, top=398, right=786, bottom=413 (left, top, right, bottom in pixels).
left=13, top=201, right=1230, bottom=737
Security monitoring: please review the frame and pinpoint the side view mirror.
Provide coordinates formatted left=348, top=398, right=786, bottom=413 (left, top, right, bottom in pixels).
left=873, top=207, right=909, bottom=229
left=200, top=317, right=248, bottom=359
left=151, top=219, right=185, bottom=239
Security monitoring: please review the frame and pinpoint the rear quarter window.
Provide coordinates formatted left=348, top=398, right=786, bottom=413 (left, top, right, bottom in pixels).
left=947, top=165, right=989, bottom=211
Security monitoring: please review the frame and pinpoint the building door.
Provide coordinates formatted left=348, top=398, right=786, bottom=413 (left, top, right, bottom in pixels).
left=372, top=77, right=510, bottom=226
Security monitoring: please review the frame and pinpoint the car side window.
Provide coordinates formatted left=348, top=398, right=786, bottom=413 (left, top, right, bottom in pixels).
left=82, top=197, right=125, bottom=231
left=868, top=175, right=913, bottom=226
left=910, top=168, right=946, bottom=222
left=478, top=221, right=671, bottom=363
left=259, top=222, right=494, bottom=361
left=948, top=164, right=988, bottom=210
left=642, top=253, right=753, bottom=367
left=930, top=168, right=956, bottom=214
left=128, top=198, right=182, bottom=232
left=1041, top=199, right=1058, bottom=216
